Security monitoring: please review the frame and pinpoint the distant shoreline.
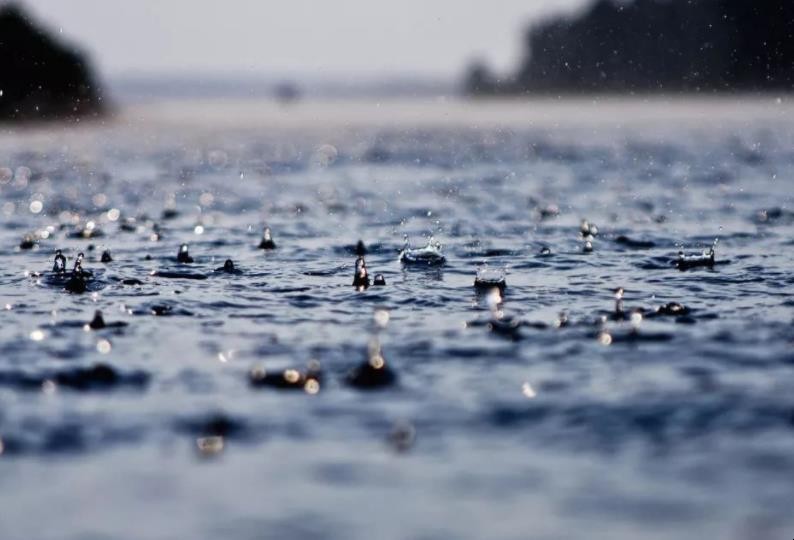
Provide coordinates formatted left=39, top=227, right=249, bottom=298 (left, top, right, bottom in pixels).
left=120, top=95, right=793, bottom=132
left=2, top=95, right=790, bottom=137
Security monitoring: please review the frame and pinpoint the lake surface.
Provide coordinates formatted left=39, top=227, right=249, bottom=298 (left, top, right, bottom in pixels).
left=0, top=98, right=792, bottom=540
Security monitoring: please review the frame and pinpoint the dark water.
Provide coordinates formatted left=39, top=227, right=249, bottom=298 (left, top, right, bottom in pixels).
left=0, top=100, right=793, bottom=540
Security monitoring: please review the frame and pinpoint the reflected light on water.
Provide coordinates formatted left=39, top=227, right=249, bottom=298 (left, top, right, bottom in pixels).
left=369, top=355, right=385, bottom=370
left=30, top=329, right=45, bottom=341
left=485, top=288, right=502, bottom=310
left=304, top=379, right=320, bottom=395
left=196, top=436, right=224, bottom=457
left=522, top=381, right=537, bottom=399
left=97, top=339, right=112, bottom=354
left=217, top=349, right=235, bottom=364
left=630, top=311, right=643, bottom=330
left=249, top=365, right=266, bottom=381
left=373, top=309, right=390, bottom=329
left=41, top=379, right=57, bottom=395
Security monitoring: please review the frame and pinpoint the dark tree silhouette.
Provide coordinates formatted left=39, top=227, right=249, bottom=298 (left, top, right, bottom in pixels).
left=466, top=0, right=794, bottom=95
left=0, top=3, right=105, bottom=121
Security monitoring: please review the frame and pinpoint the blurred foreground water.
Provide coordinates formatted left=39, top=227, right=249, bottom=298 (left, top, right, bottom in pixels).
left=0, top=98, right=793, bottom=540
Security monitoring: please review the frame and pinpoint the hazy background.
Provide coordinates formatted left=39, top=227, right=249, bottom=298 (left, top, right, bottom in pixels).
left=21, top=0, right=584, bottom=81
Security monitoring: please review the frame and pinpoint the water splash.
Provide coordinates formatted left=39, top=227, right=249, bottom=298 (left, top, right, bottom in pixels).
left=399, top=235, right=446, bottom=265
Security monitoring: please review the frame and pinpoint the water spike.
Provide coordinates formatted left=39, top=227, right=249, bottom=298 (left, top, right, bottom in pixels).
left=65, top=254, right=88, bottom=294
left=52, top=249, right=66, bottom=273
left=258, top=226, right=276, bottom=249
left=352, top=256, right=370, bottom=289
left=177, top=243, right=194, bottom=263
left=89, top=310, right=106, bottom=329
left=355, top=240, right=367, bottom=256
left=73, top=252, right=85, bottom=274
left=614, top=287, right=625, bottom=315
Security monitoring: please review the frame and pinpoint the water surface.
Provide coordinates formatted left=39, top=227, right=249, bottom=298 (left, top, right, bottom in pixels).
left=0, top=98, right=793, bottom=540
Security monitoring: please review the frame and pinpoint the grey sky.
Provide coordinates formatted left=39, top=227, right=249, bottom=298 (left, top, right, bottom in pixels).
left=20, top=0, right=586, bottom=78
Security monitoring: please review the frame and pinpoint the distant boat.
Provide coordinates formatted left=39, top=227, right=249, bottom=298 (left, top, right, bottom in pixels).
left=274, top=82, right=301, bottom=104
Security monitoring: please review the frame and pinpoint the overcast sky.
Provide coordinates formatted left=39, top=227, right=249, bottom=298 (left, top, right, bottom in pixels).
left=19, top=0, right=586, bottom=78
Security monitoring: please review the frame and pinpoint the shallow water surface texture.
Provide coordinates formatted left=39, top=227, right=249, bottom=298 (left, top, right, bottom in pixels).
left=0, top=99, right=793, bottom=540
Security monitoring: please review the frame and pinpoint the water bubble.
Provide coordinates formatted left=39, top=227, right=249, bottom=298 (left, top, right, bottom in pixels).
left=304, top=379, right=320, bottom=395
left=194, top=225, right=205, bottom=235
left=107, top=208, right=120, bottom=221
left=0, top=167, right=11, bottom=184
left=92, top=193, right=107, bottom=207
left=369, top=355, right=385, bottom=369
left=207, top=150, right=228, bottom=168
left=30, top=329, right=45, bottom=341
left=284, top=369, right=301, bottom=384
left=14, top=167, right=31, bottom=188
left=312, top=144, right=338, bottom=167
left=29, top=200, right=43, bottom=214
left=521, top=382, right=537, bottom=399
left=199, top=192, right=214, bottom=207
